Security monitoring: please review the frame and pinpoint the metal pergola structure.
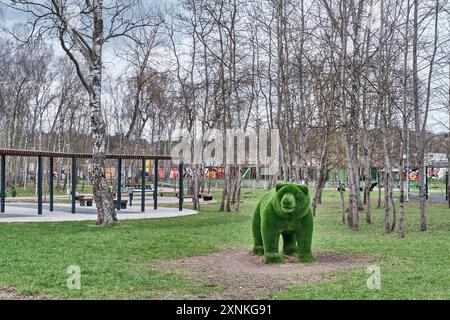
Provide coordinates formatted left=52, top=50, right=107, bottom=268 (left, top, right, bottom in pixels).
left=0, top=149, right=184, bottom=215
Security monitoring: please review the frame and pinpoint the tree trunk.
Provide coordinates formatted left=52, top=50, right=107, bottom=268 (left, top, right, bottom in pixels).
left=193, top=164, right=200, bottom=210
left=333, top=127, right=346, bottom=224
left=312, top=132, right=329, bottom=216
left=361, top=0, right=374, bottom=224
left=235, top=166, right=242, bottom=212
left=398, top=0, right=411, bottom=238
left=91, top=2, right=117, bottom=225
left=226, top=165, right=232, bottom=212
left=363, top=158, right=372, bottom=224
left=412, top=0, right=427, bottom=231
left=377, top=171, right=382, bottom=208
left=338, top=0, right=358, bottom=231
left=448, top=53, right=450, bottom=209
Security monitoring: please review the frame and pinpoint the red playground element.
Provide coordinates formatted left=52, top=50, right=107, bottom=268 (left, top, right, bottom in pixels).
left=158, top=166, right=179, bottom=179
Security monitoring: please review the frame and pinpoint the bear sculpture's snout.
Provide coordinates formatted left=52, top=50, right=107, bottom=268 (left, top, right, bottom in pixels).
left=281, top=193, right=296, bottom=214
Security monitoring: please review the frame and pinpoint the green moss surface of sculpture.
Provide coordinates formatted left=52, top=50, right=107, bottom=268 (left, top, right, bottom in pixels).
left=252, top=183, right=315, bottom=264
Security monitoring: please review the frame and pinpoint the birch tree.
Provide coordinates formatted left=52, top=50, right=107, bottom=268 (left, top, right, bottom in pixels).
left=5, top=0, right=159, bottom=225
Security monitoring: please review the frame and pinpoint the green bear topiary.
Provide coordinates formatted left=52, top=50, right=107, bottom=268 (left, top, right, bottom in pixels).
left=252, top=183, right=315, bottom=264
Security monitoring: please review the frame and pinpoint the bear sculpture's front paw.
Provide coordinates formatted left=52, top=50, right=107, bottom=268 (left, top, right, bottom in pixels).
left=298, top=253, right=316, bottom=263
left=263, top=253, right=284, bottom=264
left=252, top=246, right=264, bottom=255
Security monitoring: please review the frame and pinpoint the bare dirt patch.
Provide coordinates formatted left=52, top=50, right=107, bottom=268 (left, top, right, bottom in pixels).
left=0, top=287, right=33, bottom=300
left=159, top=248, right=369, bottom=299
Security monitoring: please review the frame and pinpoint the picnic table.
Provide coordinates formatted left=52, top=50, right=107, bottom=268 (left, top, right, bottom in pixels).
left=75, top=195, right=94, bottom=207
left=114, top=199, right=128, bottom=209
left=200, top=193, right=213, bottom=201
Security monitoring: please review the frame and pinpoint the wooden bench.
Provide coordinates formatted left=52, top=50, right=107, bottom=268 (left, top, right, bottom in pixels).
left=201, top=194, right=213, bottom=201
left=79, top=197, right=94, bottom=207
left=159, top=191, right=179, bottom=197
left=359, top=182, right=378, bottom=192
left=114, top=199, right=128, bottom=209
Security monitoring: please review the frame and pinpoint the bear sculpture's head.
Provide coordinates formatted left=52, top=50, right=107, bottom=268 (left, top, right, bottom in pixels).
left=274, top=183, right=311, bottom=218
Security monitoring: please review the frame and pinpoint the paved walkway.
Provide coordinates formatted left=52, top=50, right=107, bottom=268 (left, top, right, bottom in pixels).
left=407, top=194, right=447, bottom=203
left=0, top=202, right=197, bottom=223
left=4, top=195, right=214, bottom=205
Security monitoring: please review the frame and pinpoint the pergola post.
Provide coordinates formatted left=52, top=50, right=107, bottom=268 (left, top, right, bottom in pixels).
left=37, top=154, right=43, bottom=215
left=141, top=158, right=146, bottom=212
left=49, top=157, right=54, bottom=212
left=1, top=155, right=5, bottom=213
left=154, top=159, right=158, bottom=209
left=117, top=158, right=122, bottom=210
left=446, top=172, right=448, bottom=201
left=179, top=162, right=183, bottom=211
left=71, top=157, right=76, bottom=214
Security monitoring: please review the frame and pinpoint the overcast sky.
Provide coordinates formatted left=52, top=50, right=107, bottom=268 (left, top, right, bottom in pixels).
left=1, top=1, right=448, bottom=134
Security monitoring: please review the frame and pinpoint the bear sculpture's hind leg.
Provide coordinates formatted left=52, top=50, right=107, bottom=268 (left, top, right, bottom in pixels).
left=282, top=233, right=297, bottom=256
left=296, top=211, right=315, bottom=263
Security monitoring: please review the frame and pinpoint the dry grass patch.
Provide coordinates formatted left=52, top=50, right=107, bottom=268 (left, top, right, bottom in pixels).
left=159, top=248, right=369, bottom=299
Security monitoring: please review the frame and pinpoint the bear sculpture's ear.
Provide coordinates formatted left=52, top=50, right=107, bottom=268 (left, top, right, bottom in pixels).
left=275, top=183, right=286, bottom=192
left=298, top=184, right=309, bottom=195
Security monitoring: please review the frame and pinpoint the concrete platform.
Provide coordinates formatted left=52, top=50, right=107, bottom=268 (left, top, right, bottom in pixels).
left=0, top=203, right=197, bottom=223
left=395, top=194, right=448, bottom=203
left=4, top=195, right=215, bottom=204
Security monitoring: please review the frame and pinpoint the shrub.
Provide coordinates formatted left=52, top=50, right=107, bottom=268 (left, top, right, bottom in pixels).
left=10, top=185, right=17, bottom=197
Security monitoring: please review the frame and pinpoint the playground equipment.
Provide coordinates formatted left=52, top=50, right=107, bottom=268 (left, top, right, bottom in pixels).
left=0, top=149, right=184, bottom=215
left=327, top=165, right=449, bottom=203
left=407, top=165, right=449, bottom=201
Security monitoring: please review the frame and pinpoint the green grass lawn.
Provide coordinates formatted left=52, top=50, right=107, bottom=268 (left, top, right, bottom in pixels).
left=4, top=182, right=95, bottom=198
left=1, top=188, right=450, bottom=299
